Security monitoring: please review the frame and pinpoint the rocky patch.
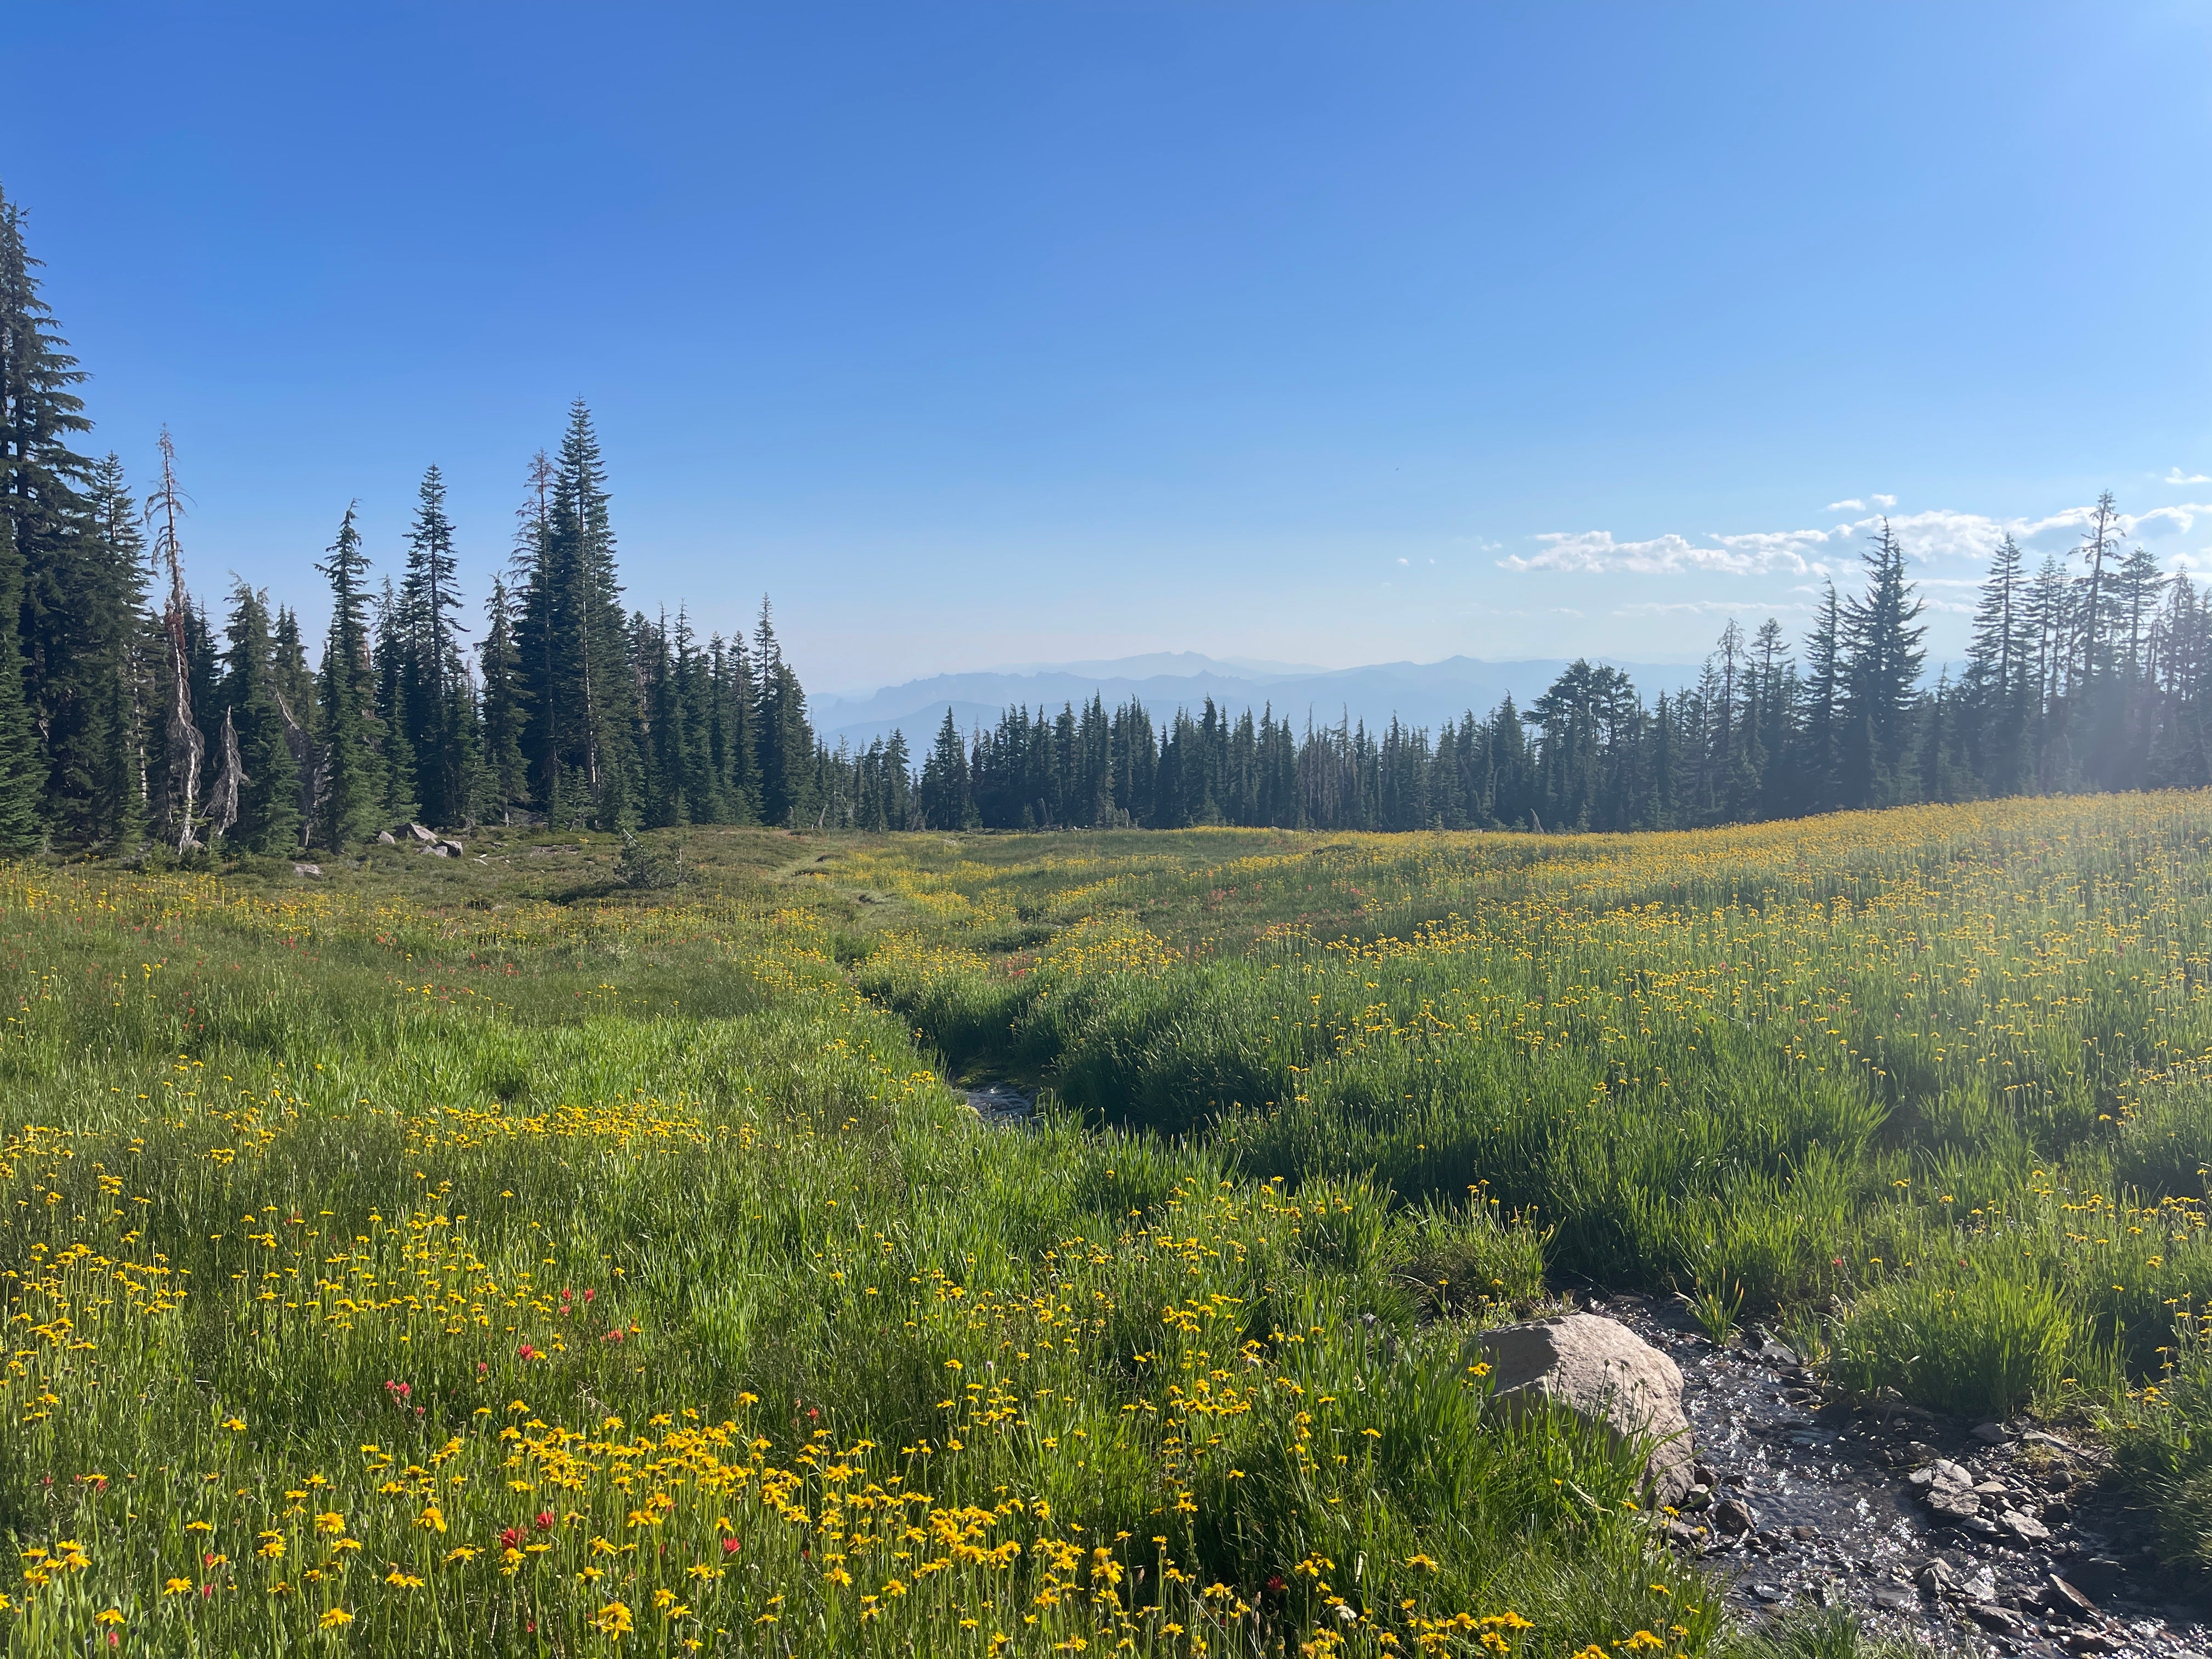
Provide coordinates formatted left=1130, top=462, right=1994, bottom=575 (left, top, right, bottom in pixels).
left=1581, top=1293, right=2208, bottom=1657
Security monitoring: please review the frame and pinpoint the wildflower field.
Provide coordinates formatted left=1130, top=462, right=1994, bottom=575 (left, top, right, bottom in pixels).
left=8, top=798, right=2212, bottom=1654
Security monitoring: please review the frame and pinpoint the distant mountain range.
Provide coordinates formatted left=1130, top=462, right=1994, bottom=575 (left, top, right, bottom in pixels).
left=811, top=653, right=1709, bottom=752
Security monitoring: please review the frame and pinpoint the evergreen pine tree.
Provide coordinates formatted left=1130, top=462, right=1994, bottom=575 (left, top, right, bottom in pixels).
left=1965, top=533, right=2027, bottom=792
left=477, top=577, right=529, bottom=822
left=220, top=580, right=301, bottom=853
left=0, top=180, right=94, bottom=840
left=401, top=464, right=475, bottom=825
left=753, top=598, right=815, bottom=826
left=1839, top=522, right=1926, bottom=807
left=315, top=504, right=386, bottom=848
left=269, top=605, right=320, bottom=832
left=373, top=577, right=420, bottom=824
left=919, top=707, right=973, bottom=830
left=0, top=510, right=43, bottom=851
left=77, top=456, right=151, bottom=846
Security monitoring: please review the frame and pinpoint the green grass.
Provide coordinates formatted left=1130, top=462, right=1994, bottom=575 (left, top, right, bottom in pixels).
left=13, top=795, right=2212, bottom=1652
left=0, top=836, right=1701, bottom=1657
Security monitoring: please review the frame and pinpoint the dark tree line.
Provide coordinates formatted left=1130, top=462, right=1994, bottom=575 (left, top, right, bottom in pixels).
left=8, top=177, right=2210, bottom=853
left=916, top=517, right=2212, bottom=834
left=0, top=182, right=856, bottom=854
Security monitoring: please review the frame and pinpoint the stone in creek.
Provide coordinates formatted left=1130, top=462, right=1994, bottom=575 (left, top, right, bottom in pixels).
left=1967, top=1602, right=2028, bottom=1637
left=1711, top=1498, right=1755, bottom=1536
left=1917, top=1560, right=1961, bottom=1596
left=1475, top=1313, right=1695, bottom=1503
left=1925, top=1487, right=1983, bottom=1520
left=2004, top=1510, right=2053, bottom=1544
left=2045, top=1575, right=2097, bottom=1618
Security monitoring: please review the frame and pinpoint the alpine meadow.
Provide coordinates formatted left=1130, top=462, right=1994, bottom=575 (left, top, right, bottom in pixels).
left=6, top=52, right=2212, bottom=1659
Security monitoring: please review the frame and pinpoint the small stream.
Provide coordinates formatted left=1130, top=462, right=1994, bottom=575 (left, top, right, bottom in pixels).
left=1588, top=1291, right=2210, bottom=1657
left=960, top=1081, right=1035, bottom=1126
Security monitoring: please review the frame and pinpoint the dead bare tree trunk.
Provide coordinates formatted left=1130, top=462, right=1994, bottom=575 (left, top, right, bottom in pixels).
left=206, top=706, right=244, bottom=841
left=147, top=429, right=203, bottom=853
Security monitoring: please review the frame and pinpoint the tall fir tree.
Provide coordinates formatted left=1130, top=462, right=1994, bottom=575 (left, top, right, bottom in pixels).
left=400, top=464, right=475, bottom=825
left=0, top=180, right=94, bottom=845
left=514, top=409, right=640, bottom=827
left=220, top=581, right=301, bottom=853
left=751, top=598, right=816, bottom=827
left=1839, top=521, right=1926, bottom=808
left=0, top=509, right=42, bottom=851
left=75, top=455, right=151, bottom=846
left=315, top=504, right=386, bottom=848
left=1965, top=532, right=2028, bottom=792
left=373, top=576, right=420, bottom=825
left=269, top=604, right=320, bottom=832
left=477, top=577, right=529, bottom=822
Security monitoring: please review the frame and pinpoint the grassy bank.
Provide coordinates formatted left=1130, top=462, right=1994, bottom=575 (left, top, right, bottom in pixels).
left=845, top=802, right=2212, bottom=1519
left=0, top=836, right=1702, bottom=1656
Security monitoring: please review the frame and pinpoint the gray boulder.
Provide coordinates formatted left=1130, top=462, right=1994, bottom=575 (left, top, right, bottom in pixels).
left=1475, top=1313, right=1694, bottom=1504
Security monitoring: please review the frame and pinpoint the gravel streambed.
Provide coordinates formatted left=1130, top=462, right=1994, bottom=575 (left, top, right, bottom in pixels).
left=1583, top=1292, right=2208, bottom=1657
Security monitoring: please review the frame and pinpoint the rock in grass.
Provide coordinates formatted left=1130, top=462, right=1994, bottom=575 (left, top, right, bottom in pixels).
left=292, top=862, right=321, bottom=877
left=1475, top=1313, right=1694, bottom=1504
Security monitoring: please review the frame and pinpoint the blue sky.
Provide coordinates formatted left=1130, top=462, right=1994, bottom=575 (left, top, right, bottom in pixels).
left=10, top=3, right=2211, bottom=692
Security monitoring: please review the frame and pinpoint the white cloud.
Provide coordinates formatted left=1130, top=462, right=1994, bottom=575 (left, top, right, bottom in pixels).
left=1503, top=497, right=2212, bottom=579
left=1396, top=556, right=1409, bottom=566
left=1826, top=498, right=1865, bottom=512
left=1502, top=528, right=1833, bottom=577
left=2164, top=468, right=2211, bottom=486
left=1611, top=599, right=1812, bottom=617
left=1873, top=494, right=1898, bottom=508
